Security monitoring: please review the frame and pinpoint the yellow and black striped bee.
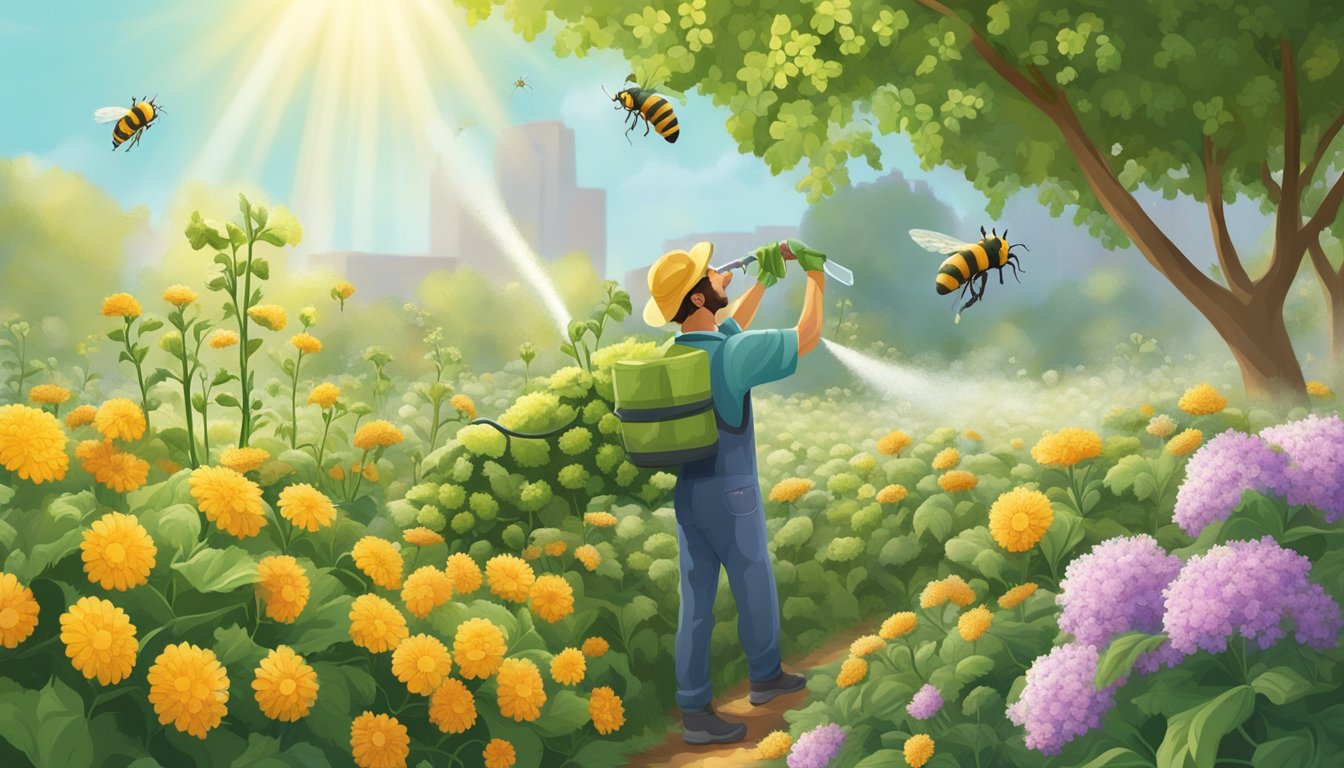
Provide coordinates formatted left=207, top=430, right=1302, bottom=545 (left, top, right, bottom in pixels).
left=606, top=79, right=679, bottom=144
left=94, top=96, right=163, bottom=152
left=910, top=226, right=1029, bottom=323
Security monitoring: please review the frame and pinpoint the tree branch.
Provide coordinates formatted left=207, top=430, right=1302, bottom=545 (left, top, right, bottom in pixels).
left=1306, top=238, right=1343, bottom=289
left=1262, top=39, right=1304, bottom=294
left=913, top=0, right=1057, bottom=113
left=1261, top=162, right=1282, bottom=204
left=1301, top=174, right=1344, bottom=246
left=1301, top=108, right=1344, bottom=188
left=1203, top=137, right=1254, bottom=297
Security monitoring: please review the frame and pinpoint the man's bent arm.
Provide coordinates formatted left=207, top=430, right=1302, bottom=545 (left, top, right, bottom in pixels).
left=730, top=281, right=767, bottom=330
left=795, top=271, right=825, bottom=356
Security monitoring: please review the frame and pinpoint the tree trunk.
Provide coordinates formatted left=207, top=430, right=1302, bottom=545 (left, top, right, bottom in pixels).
left=1202, top=295, right=1307, bottom=398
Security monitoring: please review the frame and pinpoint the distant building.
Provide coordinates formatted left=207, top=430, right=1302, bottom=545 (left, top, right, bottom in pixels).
left=624, top=225, right=801, bottom=311
left=307, top=251, right=457, bottom=301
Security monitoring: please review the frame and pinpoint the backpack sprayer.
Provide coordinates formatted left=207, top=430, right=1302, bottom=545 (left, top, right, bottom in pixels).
left=469, top=250, right=854, bottom=462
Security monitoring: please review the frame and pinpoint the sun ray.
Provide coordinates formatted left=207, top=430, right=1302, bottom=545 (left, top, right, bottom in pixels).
left=290, top=1, right=352, bottom=253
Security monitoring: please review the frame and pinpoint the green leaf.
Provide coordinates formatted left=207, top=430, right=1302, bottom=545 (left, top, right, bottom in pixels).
left=306, top=662, right=375, bottom=752
left=1250, top=666, right=1316, bottom=706
left=913, top=497, right=953, bottom=542
left=1219, top=490, right=1286, bottom=542
left=1252, top=734, right=1314, bottom=767
left=0, top=677, right=95, bottom=768
left=533, top=689, right=590, bottom=738
left=956, top=654, right=994, bottom=682
left=250, top=259, right=270, bottom=280
left=3, top=491, right=93, bottom=581
left=106, top=327, right=126, bottom=343
left=216, top=392, right=240, bottom=408
left=1040, top=507, right=1085, bottom=570
left=140, top=503, right=202, bottom=555
left=171, top=546, right=259, bottom=593
left=1094, top=632, right=1168, bottom=689
left=622, top=594, right=658, bottom=633
left=1188, top=685, right=1255, bottom=768
left=986, top=2, right=1011, bottom=35
left=961, top=685, right=1001, bottom=716
left=855, top=750, right=905, bottom=768
left=1076, top=748, right=1151, bottom=768
left=287, top=569, right=355, bottom=655
left=139, top=317, right=164, bottom=333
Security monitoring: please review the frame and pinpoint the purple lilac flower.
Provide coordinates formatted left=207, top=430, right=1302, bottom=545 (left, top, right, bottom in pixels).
left=1057, top=535, right=1182, bottom=647
left=786, top=723, right=846, bottom=768
left=906, top=683, right=944, bottom=720
left=1006, top=643, right=1116, bottom=756
left=1260, top=414, right=1344, bottom=522
left=1163, top=536, right=1343, bottom=654
left=1173, top=430, right=1291, bottom=536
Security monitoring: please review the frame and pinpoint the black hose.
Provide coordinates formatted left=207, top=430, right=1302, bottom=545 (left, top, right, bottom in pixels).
left=468, top=416, right=578, bottom=441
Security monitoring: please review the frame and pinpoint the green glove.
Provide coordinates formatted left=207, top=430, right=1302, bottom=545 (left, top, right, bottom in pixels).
left=782, top=239, right=828, bottom=273
left=753, top=241, right=787, bottom=288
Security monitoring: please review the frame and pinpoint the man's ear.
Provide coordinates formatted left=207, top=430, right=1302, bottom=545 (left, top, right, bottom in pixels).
left=690, top=292, right=705, bottom=308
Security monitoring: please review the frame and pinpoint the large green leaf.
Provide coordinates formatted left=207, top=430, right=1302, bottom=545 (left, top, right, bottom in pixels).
left=1252, top=734, right=1314, bottom=767
left=955, top=655, right=994, bottom=683
left=139, top=503, right=202, bottom=556
left=855, top=750, right=905, bottom=768
left=1076, top=747, right=1152, bottom=768
left=3, top=491, right=93, bottom=581
left=532, top=689, right=591, bottom=738
left=1219, top=490, right=1286, bottom=543
left=1250, top=666, right=1318, bottom=706
left=1094, top=632, right=1168, bottom=689
left=913, top=498, right=953, bottom=542
left=1186, top=685, right=1255, bottom=768
left=171, top=546, right=259, bottom=593
left=231, top=733, right=331, bottom=768
left=0, top=678, right=95, bottom=768
left=287, top=568, right=355, bottom=655
left=1039, top=507, right=1085, bottom=573
left=305, top=662, right=376, bottom=751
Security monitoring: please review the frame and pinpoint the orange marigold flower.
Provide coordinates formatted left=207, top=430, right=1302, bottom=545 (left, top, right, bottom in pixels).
left=876, top=483, right=908, bottom=504
left=290, top=332, right=322, bottom=354
left=0, top=572, right=41, bottom=648
left=101, top=293, right=141, bottom=318
left=1178, top=383, right=1227, bottom=415
left=486, top=554, right=535, bottom=603
left=529, top=574, right=575, bottom=623
left=353, top=536, right=404, bottom=589
left=931, top=447, right=960, bottom=471
left=1166, top=428, right=1204, bottom=456
left=445, top=553, right=483, bottom=594
left=429, top=678, right=476, bottom=734
left=220, top=446, right=269, bottom=474
left=768, top=477, right=814, bottom=503
left=60, top=596, right=137, bottom=685
left=247, top=304, right=288, bottom=331
left=574, top=544, right=601, bottom=572
left=451, top=394, right=477, bottom=420
left=880, top=611, right=917, bottom=639
left=277, top=482, right=336, bottom=532
left=162, top=285, right=198, bottom=307
left=584, top=511, right=617, bottom=527
left=403, top=527, right=444, bottom=547
left=581, top=636, right=609, bottom=658
left=939, top=470, right=977, bottom=493
left=1031, top=427, right=1102, bottom=467
left=353, top=420, right=404, bottom=450
left=495, top=658, right=546, bottom=722
left=998, top=583, right=1039, bottom=610
left=454, top=618, right=506, bottom=679
left=837, top=656, right=868, bottom=687
left=308, top=382, right=341, bottom=409
left=65, top=404, right=98, bottom=429
left=550, top=647, right=586, bottom=685
left=401, top=566, right=453, bottom=619
left=189, top=465, right=266, bottom=538
left=256, top=555, right=310, bottom=623
left=876, top=430, right=911, bottom=455
left=208, top=329, right=239, bottom=349
left=28, top=384, right=71, bottom=405
left=391, top=634, right=453, bottom=695
left=252, top=645, right=319, bottom=721
left=957, top=605, right=992, bottom=642
left=94, top=398, right=146, bottom=442
left=350, top=712, right=409, bottom=768
left=588, top=686, right=625, bottom=734
left=147, top=642, right=229, bottom=738
left=81, top=511, right=157, bottom=590
left=483, top=739, right=516, bottom=768
left=348, top=594, right=408, bottom=653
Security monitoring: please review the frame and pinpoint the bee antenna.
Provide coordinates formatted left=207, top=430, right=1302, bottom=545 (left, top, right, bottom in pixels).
left=602, top=84, right=613, bottom=100
left=979, top=225, right=986, bottom=238
left=1003, top=229, right=1008, bottom=241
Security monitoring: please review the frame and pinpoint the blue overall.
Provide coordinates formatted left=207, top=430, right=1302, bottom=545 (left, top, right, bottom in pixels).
left=671, top=317, right=799, bottom=712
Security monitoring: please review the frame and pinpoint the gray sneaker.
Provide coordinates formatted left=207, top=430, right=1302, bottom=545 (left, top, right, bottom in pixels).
left=681, top=705, right=747, bottom=745
left=749, top=670, right=806, bottom=706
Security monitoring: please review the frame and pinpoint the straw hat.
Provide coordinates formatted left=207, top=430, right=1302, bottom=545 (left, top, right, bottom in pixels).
left=642, top=241, right=714, bottom=326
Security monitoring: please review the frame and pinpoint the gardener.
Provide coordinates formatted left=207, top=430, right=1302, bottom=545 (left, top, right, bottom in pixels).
left=642, top=238, right=828, bottom=745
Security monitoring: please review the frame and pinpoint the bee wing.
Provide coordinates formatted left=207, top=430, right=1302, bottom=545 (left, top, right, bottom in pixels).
left=909, top=229, right=974, bottom=254
left=94, top=106, right=131, bottom=123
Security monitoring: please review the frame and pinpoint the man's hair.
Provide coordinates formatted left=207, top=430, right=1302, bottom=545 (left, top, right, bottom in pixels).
left=671, top=276, right=713, bottom=324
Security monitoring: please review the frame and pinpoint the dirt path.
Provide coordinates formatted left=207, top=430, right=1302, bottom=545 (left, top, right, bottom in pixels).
left=635, top=620, right=878, bottom=768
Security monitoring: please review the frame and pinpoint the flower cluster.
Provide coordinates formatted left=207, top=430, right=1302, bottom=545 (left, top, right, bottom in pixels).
left=1031, top=427, right=1102, bottom=467
left=1172, top=430, right=1289, bottom=536
left=906, top=683, right=944, bottom=720
left=787, top=722, right=846, bottom=768
left=1058, top=535, right=1181, bottom=648
left=1260, top=414, right=1344, bottom=522
left=1007, top=643, right=1117, bottom=756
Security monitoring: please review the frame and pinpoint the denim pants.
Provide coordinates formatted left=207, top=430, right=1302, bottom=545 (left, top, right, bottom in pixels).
left=673, top=473, right=783, bottom=711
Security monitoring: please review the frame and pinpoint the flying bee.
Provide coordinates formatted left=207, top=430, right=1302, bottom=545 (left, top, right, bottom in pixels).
left=94, top=96, right=163, bottom=152
left=909, top=226, right=1029, bottom=323
left=510, top=75, right=532, bottom=97
left=605, top=77, right=679, bottom=144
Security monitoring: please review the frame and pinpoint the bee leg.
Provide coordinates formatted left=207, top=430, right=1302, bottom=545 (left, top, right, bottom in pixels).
left=1008, top=261, right=1023, bottom=283
left=643, top=117, right=652, bottom=137
left=998, top=267, right=1005, bottom=285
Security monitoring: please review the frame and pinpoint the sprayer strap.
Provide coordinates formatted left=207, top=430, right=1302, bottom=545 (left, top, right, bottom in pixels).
left=613, top=397, right=714, bottom=424
left=468, top=417, right=577, bottom=440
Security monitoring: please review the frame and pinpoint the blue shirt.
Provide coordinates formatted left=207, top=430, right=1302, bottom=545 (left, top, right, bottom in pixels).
left=674, top=318, right=800, bottom=430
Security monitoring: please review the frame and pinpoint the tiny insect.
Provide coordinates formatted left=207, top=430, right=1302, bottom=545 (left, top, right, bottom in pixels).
left=511, top=76, right=532, bottom=97
left=605, top=77, right=679, bottom=144
left=94, top=96, right=163, bottom=152
left=909, top=226, right=1029, bottom=324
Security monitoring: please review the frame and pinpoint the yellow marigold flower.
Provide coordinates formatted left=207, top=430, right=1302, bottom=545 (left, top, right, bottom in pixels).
left=252, top=645, right=318, bottom=721
left=81, top=511, right=157, bottom=591
left=837, top=656, right=868, bottom=687
left=353, top=462, right=380, bottom=482
left=350, top=712, right=409, bottom=768
left=944, top=575, right=975, bottom=607
left=348, top=594, right=408, bottom=653
left=391, top=634, right=453, bottom=695
left=998, top=583, right=1039, bottom=610
left=328, top=464, right=345, bottom=480
left=1307, top=380, right=1335, bottom=399
left=550, top=647, right=586, bottom=685
left=429, top=678, right=477, bottom=734
left=880, top=611, right=917, bottom=640
left=334, top=280, right=356, bottom=300
left=1178, top=383, right=1227, bottom=415
left=486, top=555, right=535, bottom=603
left=308, top=382, right=341, bottom=409
left=919, top=580, right=948, bottom=609
left=875, top=484, right=908, bottom=504
left=758, top=730, right=794, bottom=759
left=1010, top=438, right=1024, bottom=449
left=496, top=658, right=546, bottom=722
left=445, top=553, right=483, bottom=594
left=850, top=634, right=885, bottom=657
left=401, top=566, right=453, bottom=619
left=483, top=739, right=516, bottom=768
left=28, top=384, right=71, bottom=405
left=101, top=292, right=141, bottom=318
left=454, top=618, right=506, bottom=679
left=353, top=536, right=404, bottom=590
left=529, top=574, right=575, bottom=623
left=78, top=439, right=149, bottom=493
left=521, top=545, right=541, bottom=562
left=208, top=329, right=239, bottom=349
left=162, top=285, right=198, bottom=307
left=277, top=482, right=336, bottom=532
left=65, top=404, right=97, bottom=429
left=958, top=605, right=992, bottom=642
left=582, top=636, right=609, bottom=658
left=157, top=458, right=182, bottom=475
left=451, top=394, right=477, bottom=420
left=147, top=642, right=228, bottom=738
left=1146, top=414, right=1177, bottom=438
left=768, top=477, right=815, bottom=503
left=354, top=420, right=404, bottom=450
left=220, top=446, right=269, bottom=473
left=877, top=430, right=911, bottom=455
left=403, top=527, right=444, bottom=547
left=1166, top=428, right=1203, bottom=456
left=257, top=555, right=309, bottom=623
left=964, top=430, right=983, bottom=442
left=1031, top=427, right=1102, bottom=467
left=939, top=470, right=977, bottom=493
left=989, top=487, right=1054, bottom=552
left=584, top=511, right=618, bottom=527
left=1139, top=403, right=1155, bottom=417
left=575, top=544, right=601, bottom=572
left=60, top=596, right=137, bottom=685
left=95, top=398, right=146, bottom=442
left=247, top=304, right=288, bottom=331
left=0, top=573, right=41, bottom=648
left=544, top=540, right=568, bottom=557
left=904, top=734, right=935, bottom=768
left=0, top=404, right=69, bottom=484
left=589, top=686, right=625, bottom=734
left=931, top=447, right=960, bottom=471
left=190, top=465, right=266, bottom=538
left=290, top=332, right=322, bottom=354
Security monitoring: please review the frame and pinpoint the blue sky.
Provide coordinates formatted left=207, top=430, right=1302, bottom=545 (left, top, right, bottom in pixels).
left=0, top=2, right=992, bottom=279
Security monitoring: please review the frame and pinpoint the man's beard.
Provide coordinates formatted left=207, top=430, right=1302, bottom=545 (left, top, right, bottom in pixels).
left=702, top=286, right=729, bottom=314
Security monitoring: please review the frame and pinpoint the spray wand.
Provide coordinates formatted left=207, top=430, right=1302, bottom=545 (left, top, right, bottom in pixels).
left=713, top=250, right=854, bottom=286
